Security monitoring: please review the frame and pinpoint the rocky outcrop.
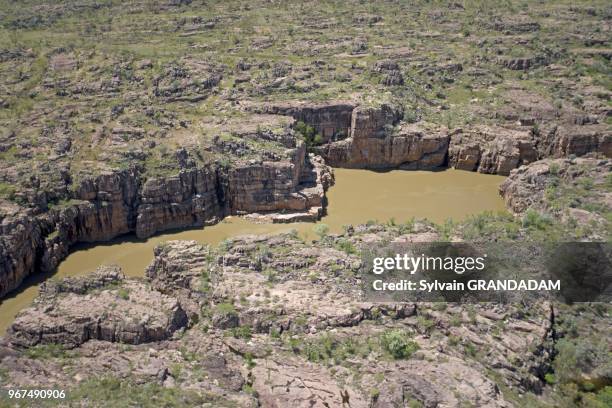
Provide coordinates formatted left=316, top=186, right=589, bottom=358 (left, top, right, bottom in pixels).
left=537, top=124, right=612, bottom=159
left=3, top=223, right=603, bottom=407
left=253, top=101, right=355, bottom=142
left=228, top=145, right=327, bottom=213
left=301, top=103, right=450, bottom=169
left=252, top=101, right=610, bottom=176
left=0, top=168, right=140, bottom=296
left=499, top=55, right=549, bottom=70
left=448, top=125, right=538, bottom=175
left=38, top=265, right=125, bottom=296
left=0, top=207, right=42, bottom=298
left=499, top=157, right=611, bottom=214
left=6, top=266, right=188, bottom=348
left=318, top=120, right=449, bottom=169
left=135, top=166, right=224, bottom=239
left=253, top=101, right=449, bottom=170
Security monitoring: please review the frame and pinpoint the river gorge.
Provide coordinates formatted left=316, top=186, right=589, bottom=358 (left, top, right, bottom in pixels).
left=0, top=168, right=505, bottom=333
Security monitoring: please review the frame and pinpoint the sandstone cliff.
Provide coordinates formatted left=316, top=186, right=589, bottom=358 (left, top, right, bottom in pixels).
left=259, top=101, right=610, bottom=175
left=448, top=125, right=539, bottom=175
left=0, top=144, right=333, bottom=298
left=317, top=106, right=450, bottom=169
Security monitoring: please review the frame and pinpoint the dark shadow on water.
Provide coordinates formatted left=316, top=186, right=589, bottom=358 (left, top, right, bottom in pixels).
left=0, top=222, right=229, bottom=307
left=0, top=267, right=54, bottom=306
left=362, top=166, right=449, bottom=174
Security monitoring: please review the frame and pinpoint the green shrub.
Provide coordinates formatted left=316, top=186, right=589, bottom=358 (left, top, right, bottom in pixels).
left=464, top=342, right=478, bottom=357
left=380, top=330, right=419, bottom=359
left=334, top=238, right=356, bottom=254
left=314, top=223, right=329, bottom=240
left=216, top=302, right=237, bottom=317
left=594, top=387, right=612, bottom=406
left=416, top=316, right=435, bottom=333
left=552, top=339, right=578, bottom=383
left=579, top=177, right=594, bottom=190
left=230, top=326, right=252, bottom=340
left=117, top=287, right=130, bottom=300
left=0, top=183, right=16, bottom=200
left=399, top=218, right=415, bottom=234
left=65, top=376, right=209, bottom=406
left=199, top=269, right=211, bottom=293
left=294, top=121, right=323, bottom=147
left=549, top=162, right=560, bottom=175
left=25, top=344, right=69, bottom=360
left=522, top=209, right=552, bottom=230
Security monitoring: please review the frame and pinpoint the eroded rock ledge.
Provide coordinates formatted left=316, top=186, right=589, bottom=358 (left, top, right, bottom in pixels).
left=500, top=157, right=611, bottom=216
left=7, top=266, right=188, bottom=348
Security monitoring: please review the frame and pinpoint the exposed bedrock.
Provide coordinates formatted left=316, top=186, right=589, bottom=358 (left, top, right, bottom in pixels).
left=135, top=166, right=225, bottom=239
left=253, top=100, right=355, bottom=143
left=448, top=125, right=539, bottom=176
left=538, top=124, right=612, bottom=159
left=3, top=236, right=559, bottom=406
left=0, top=143, right=333, bottom=298
left=1, top=101, right=610, bottom=300
left=322, top=107, right=540, bottom=174
left=317, top=105, right=451, bottom=169
left=499, top=157, right=611, bottom=214
left=258, top=101, right=450, bottom=169
left=6, top=265, right=188, bottom=348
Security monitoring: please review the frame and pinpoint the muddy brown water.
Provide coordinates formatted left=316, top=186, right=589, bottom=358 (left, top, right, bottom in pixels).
left=0, top=168, right=506, bottom=333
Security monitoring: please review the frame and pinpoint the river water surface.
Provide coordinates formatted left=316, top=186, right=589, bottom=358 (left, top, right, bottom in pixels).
left=0, top=168, right=506, bottom=332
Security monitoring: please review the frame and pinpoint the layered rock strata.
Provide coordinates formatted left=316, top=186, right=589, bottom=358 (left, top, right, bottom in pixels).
left=7, top=266, right=188, bottom=348
left=448, top=125, right=539, bottom=175
left=0, top=145, right=332, bottom=298
left=316, top=107, right=450, bottom=169
left=2, top=101, right=611, bottom=300
left=260, top=101, right=611, bottom=175
left=254, top=101, right=355, bottom=142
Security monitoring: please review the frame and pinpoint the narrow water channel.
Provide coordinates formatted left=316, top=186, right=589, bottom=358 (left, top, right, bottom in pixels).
left=0, top=168, right=506, bottom=332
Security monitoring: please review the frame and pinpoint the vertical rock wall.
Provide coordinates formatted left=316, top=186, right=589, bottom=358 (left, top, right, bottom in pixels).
left=0, top=142, right=332, bottom=298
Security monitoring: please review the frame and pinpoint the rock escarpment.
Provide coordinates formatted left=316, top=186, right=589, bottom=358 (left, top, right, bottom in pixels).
left=2, top=97, right=610, bottom=300
left=255, top=101, right=354, bottom=142
left=259, top=101, right=450, bottom=169
left=538, top=124, right=612, bottom=159
left=0, top=168, right=139, bottom=297
left=0, top=142, right=333, bottom=298
left=262, top=101, right=610, bottom=176
left=317, top=106, right=450, bottom=169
